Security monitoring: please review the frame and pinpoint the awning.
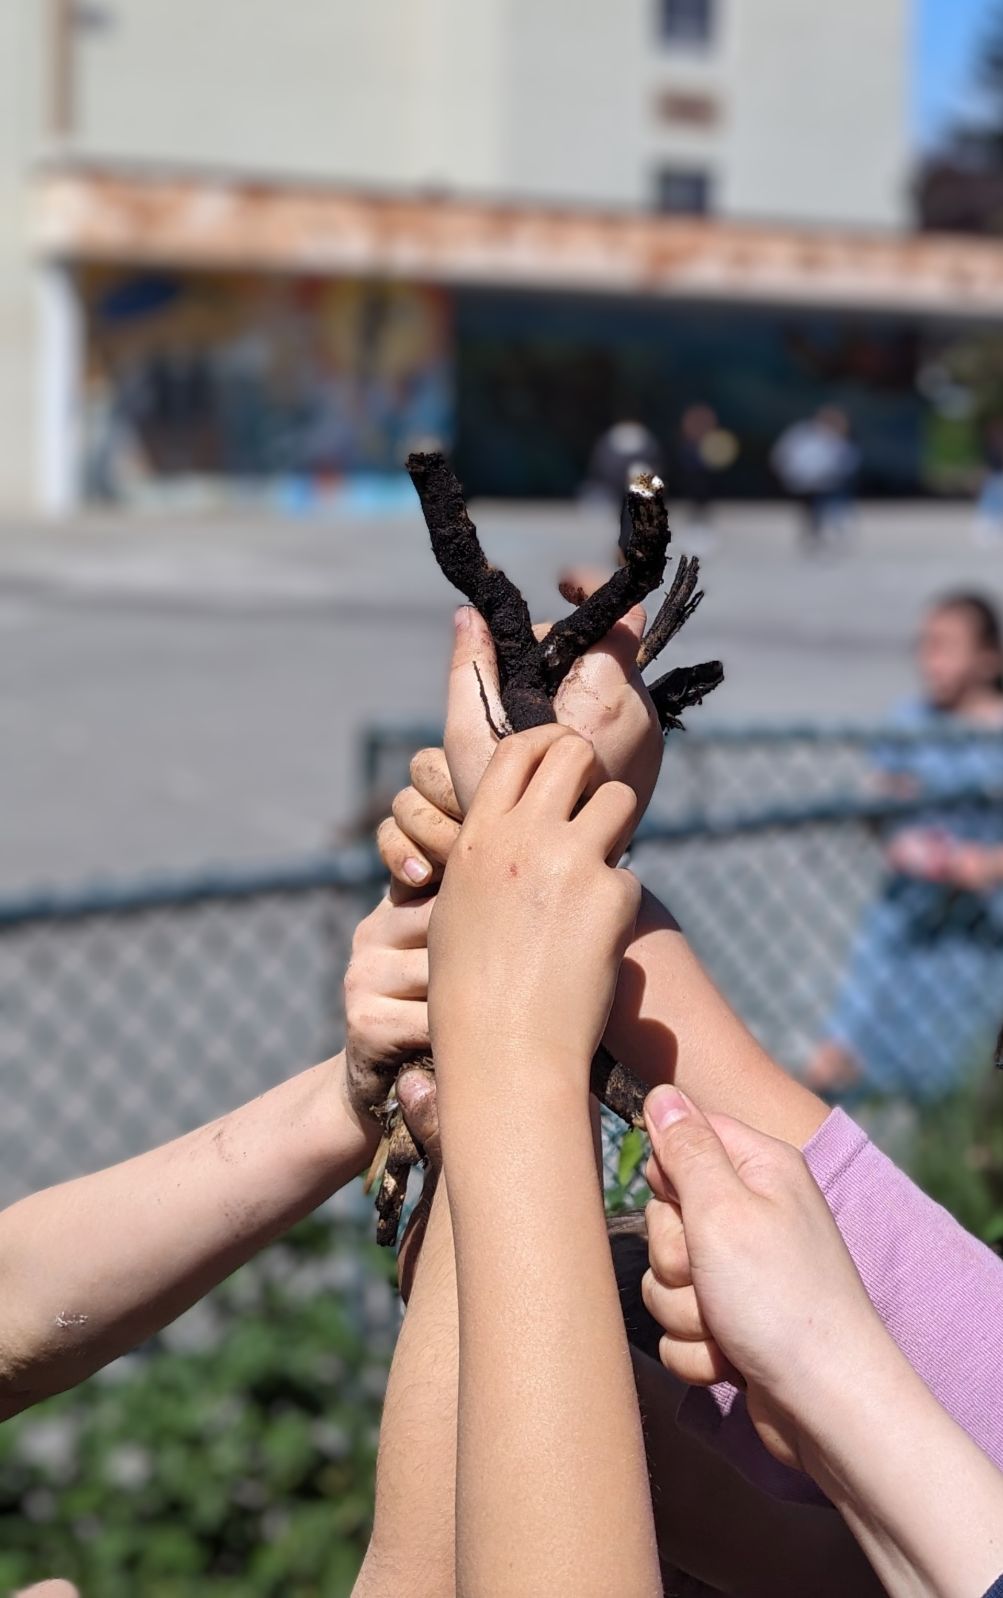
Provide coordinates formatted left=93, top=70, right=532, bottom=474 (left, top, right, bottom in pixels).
left=31, top=162, right=1003, bottom=319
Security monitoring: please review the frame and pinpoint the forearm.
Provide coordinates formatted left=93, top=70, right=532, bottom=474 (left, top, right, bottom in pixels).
left=606, top=889, right=826, bottom=1148
left=442, top=1057, right=660, bottom=1598
left=354, top=1179, right=459, bottom=1598
left=803, top=1329, right=1003, bottom=1598
left=0, top=1053, right=374, bottom=1415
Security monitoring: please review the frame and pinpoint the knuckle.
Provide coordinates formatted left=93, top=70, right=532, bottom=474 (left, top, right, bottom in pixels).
left=554, top=727, right=590, bottom=760
left=410, top=746, right=445, bottom=785
left=645, top=1205, right=683, bottom=1270
left=615, top=867, right=642, bottom=910
left=375, top=816, right=398, bottom=856
left=665, top=1121, right=716, bottom=1165
left=607, top=779, right=638, bottom=810
left=546, top=846, right=578, bottom=887
left=640, top=1269, right=663, bottom=1321
left=493, top=738, right=521, bottom=767
left=391, top=787, right=418, bottom=827
left=344, top=947, right=374, bottom=997
left=409, top=748, right=432, bottom=783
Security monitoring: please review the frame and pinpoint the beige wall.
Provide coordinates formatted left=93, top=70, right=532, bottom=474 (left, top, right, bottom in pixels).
left=643, top=0, right=909, bottom=227
left=723, top=0, right=910, bottom=227
left=502, top=0, right=648, bottom=206
left=69, top=0, right=907, bottom=222
left=73, top=0, right=509, bottom=191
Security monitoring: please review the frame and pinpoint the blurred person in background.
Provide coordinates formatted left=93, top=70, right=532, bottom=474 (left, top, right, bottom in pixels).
left=673, top=402, right=739, bottom=555
left=770, top=406, right=860, bottom=550
left=808, top=592, right=1003, bottom=1101
left=974, top=416, right=1003, bottom=548
left=584, top=418, right=664, bottom=556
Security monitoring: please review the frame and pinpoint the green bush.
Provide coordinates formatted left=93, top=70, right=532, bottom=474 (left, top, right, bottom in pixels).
left=906, top=1072, right=1003, bottom=1252
left=0, top=1216, right=397, bottom=1598
left=3, top=1082, right=1001, bottom=1596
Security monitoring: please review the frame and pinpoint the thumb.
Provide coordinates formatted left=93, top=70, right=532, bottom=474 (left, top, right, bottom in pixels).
left=644, top=1085, right=743, bottom=1212
left=396, top=1065, right=441, bottom=1171
left=602, top=604, right=647, bottom=670
left=557, top=569, right=647, bottom=665
left=444, top=606, right=504, bottom=811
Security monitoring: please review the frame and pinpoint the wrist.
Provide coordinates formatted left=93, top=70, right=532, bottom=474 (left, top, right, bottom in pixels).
left=436, top=1046, right=592, bottom=1156
left=442, top=1069, right=599, bottom=1235
left=434, top=1030, right=592, bottom=1100
left=328, top=1050, right=383, bottom=1171
left=792, top=1313, right=921, bottom=1499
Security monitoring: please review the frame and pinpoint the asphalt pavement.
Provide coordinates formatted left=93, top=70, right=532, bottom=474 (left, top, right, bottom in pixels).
left=0, top=497, right=1000, bottom=895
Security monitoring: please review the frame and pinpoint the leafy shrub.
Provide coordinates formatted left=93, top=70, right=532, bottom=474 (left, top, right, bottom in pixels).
left=0, top=1216, right=397, bottom=1598
left=906, top=1071, right=1003, bottom=1252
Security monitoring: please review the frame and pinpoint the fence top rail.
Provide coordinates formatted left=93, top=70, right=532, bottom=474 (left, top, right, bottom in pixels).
left=363, top=720, right=1003, bottom=753
left=0, top=847, right=385, bottom=929
left=635, top=785, right=999, bottom=845
left=0, top=788, right=997, bottom=930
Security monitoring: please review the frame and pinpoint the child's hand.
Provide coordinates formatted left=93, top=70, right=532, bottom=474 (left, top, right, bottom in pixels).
left=429, top=725, right=641, bottom=1085
left=394, top=1066, right=443, bottom=1303
left=376, top=747, right=462, bottom=892
left=343, top=893, right=433, bottom=1122
left=641, top=1085, right=884, bottom=1473
left=378, top=571, right=664, bottom=890
left=445, top=592, right=661, bottom=849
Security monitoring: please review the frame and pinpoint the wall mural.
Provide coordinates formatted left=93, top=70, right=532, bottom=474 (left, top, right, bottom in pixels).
left=81, top=269, right=454, bottom=502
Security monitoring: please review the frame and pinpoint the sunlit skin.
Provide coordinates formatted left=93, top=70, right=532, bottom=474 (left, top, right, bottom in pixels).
left=356, top=604, right=868, bottom=1597
left=0, top=884, right=453, bottom=1425
left=366, top=593, right=1003, bottom=1592
left=642, top=1086, right=1003, bottom=1598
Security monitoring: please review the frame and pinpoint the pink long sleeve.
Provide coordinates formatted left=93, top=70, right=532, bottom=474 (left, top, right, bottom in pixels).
left=677, top=1108, right=1003, bottom=1505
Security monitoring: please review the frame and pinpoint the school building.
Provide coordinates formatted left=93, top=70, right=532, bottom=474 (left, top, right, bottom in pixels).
left=7, top=0, right=997, bottom=512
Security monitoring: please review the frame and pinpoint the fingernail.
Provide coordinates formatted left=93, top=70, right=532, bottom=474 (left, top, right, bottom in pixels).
left=646, top=1084, right=690, bottom=1133
left=404, top=857, right=431, bottom=885
left=454, top=605, right=471, bottom=634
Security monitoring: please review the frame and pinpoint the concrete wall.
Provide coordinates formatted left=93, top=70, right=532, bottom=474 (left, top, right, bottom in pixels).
left=69, top=0, right=907, bottom=222
left=502, top=0, right=648, bottom=206
left=73, top=0, right=509, bottom=191
left=723, top=0, right=910, bottom=227
left=643, top=0, right=909, bottom=228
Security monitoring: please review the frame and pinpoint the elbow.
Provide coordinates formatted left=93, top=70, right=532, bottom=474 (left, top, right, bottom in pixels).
left=0, top=1312, right=88, bottom=1421
left=0, top=1340, right=45, bottom=1422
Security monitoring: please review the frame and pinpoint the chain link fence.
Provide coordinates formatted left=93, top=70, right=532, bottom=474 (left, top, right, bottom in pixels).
left=2, top=722, right=1001, bottom=1204
left=366, top=719, right=1003, bottom=1106
left=0, top=856, right=379, bottom=1206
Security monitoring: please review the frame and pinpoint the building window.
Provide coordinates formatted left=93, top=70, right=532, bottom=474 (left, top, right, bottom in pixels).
left=659, top=0, right=715, bottom=46
left=655, top=167, right=712, bottom=215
